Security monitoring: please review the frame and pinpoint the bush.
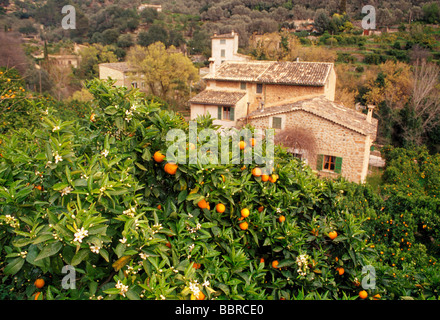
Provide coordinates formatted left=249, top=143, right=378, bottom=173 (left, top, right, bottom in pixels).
left=0, top=78, right=378, bottom=300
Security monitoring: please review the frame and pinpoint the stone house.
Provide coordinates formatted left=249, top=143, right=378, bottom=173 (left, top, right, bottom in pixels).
left=189, top=60, right=336, bottom=128
left=48, top=54, right=80, bottom=69
left=99, top=62, right=145, bottom=89
left=189, top=57, right=377, bottom=183
left=209, top=31, right=250, bottom=71
left=238, top=96, right=378, bottom=183
left=138, top=4, right=162, bottom=12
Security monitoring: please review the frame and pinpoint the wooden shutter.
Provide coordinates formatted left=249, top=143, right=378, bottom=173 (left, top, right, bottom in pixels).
left=230, top=107, right=235, bottom=121
left=334, top=157, right=343, bottom=174
left=316, top=154, right=324, bottom=171
left=217, top=106, right=222, bottom=119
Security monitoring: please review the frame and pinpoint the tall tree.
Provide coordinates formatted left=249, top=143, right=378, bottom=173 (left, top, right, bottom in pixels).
left=401, top=60, right=440, bottom=146
left=127, top=43, right=199, bottom=105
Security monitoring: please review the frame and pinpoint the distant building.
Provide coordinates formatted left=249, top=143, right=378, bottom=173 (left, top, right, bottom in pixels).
left=138, top=4, right=162, bottom=12
left=99, top=62, right=145, bottom=89
left=210, top=31, right=250, bottom=71
left=48, top=54, right=80, bottom=69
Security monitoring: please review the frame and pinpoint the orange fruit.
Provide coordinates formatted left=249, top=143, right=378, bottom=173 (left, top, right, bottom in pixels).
left=216, top=203, right=226, bottom=213
left=241, top=208, right=250, bottom=218
left=239, top=141, right=246, bottom=150
left=191, top=290, right=206, bottom=300
left=260, top=258, right=265, bottom=264
left=35, top=185, right=43, bottom=191
left=250, top=138, right=257, bottom=147
left=192, top=262, right=201, bottom=269
left=33, top=292, right=42, bottom=300
left=34, top=278, right=45, bottom=289
left=153, top=151, right=165, bottom=163
left=278, top=215, right=285, bottom=223
left=272, top=260, right=279, bottom=268
left=336, top=267, right=344, bottom=275
left=239, top=221, right=248, bottom=230
left=164, top=162, right=178, bottom=175
left=252, top=167, right=262, bottom=177
left=269, top=174, right=278, bottom=183
left=157, top=204, right=162, bottom=210
left=359, top=290, right=368, bottom=299
left=328, top=231, right=338, bottom=240
left=373, top=294, right=381, bottom=300
left=258, top=206, right=264, bottom=212
left=166, top=241, right=171, bottom=248
left=261, top=174, right=269, bottom=182
left=198, top=199, right=209, bottom=209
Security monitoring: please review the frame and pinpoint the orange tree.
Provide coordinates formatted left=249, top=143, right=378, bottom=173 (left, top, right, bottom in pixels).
left=1, top=78, right=379, bottom=300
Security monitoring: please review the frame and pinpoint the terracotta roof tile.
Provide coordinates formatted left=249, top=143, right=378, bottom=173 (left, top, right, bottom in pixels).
left=204, top=61, right=333, bottom=86
left=243, top=96, right=378, bottom=137
left=99, top=62, right=132, bottom=73
left=189, top=90, right=246, bottom=106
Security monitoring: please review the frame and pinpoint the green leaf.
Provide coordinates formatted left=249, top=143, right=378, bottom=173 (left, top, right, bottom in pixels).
left=33, top=234, right=55, bottom=245
left=186, top=193, right=204, bottom=202
left=104, top=288, right=121, bottom=295
left=201, top=222, right=217, bottom=228
left=177, top=190, right=188, bottom=203
left=276, top=259, right=295, bottom=268
left=126, top=288, right=141, bottom=300
left=4, top=257, right=25, bottom=275
left=71, top=249, right=89, bottom=266
left=52, top=183, right=69, bottom=191
left=35, top=241, right=63, bottom=261
left=100, top=248, right=109, bottom=262
left=135, top=162, right=148, bottom=171
left=12, top=237, right=34, bottom=248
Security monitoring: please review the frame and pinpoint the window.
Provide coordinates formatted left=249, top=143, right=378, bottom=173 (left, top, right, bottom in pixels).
left=323, top=155, right=336, bottom=171
left=316, top=155, right=343, bottom=173
left=256, top=83, right=263, bottom=94
left=272, top=117, right=282, bottom=129
left=240, top=82, right=247, bottom=90
left=220, top=39, right=226, bottom=44
left=131, top=82, right=138, bottom=88
left=217, top=106, right=235, bottom=121
left=221, top=49, right=225, bottom=57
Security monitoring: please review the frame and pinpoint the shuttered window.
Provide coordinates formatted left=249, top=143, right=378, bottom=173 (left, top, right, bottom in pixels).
left=272, top=117, right=282, bottom=129
left=217, top=106, right=235, bottom=121
left=334, top=157, right=343, bottom=174
left=317, top=154, right=342, bottom=174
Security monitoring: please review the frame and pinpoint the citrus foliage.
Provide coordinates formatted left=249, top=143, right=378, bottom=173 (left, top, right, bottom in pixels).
left=0, top=78, right=379, bottom=300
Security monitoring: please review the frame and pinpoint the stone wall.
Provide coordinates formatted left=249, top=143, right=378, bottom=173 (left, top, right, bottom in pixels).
left=248, top=110, right=370, bottom=183
left=99, top=66, right=127, bottom=87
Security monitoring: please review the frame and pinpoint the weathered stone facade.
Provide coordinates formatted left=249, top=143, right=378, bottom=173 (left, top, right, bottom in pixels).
left=239, top=97, right=378, bottom=183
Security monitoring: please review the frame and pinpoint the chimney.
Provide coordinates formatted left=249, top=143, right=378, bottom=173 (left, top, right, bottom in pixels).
left=296, top=57, right=300, bottom=62
left=209, top=57, right=216, bottom=74
left=366, top=105, right=374, bottom=123
left=231, top=30, right=235, bottom=36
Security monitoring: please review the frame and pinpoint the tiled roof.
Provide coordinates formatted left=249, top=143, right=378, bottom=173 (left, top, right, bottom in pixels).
left=243, top=96, right=378, bottom=137
left=189, top=90, right=246, bottom=106
left=99, top=62, right=133, bottom=73
left=204, top=61, right=333, bottom=86
left=211, top=32, right=237, bottom=39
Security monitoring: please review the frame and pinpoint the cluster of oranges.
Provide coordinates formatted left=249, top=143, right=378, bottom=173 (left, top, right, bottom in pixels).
left=32, top=278, right=45, bottom=300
